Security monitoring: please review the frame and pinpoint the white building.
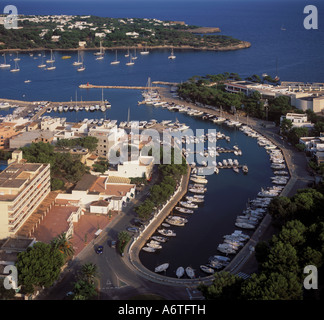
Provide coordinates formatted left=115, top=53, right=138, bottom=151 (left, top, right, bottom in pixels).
left=280, top=113, right=314, bottom=129
left=108, top=156, right=154, bottom=180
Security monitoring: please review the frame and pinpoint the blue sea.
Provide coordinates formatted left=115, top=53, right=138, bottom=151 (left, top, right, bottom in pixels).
left=0, top=0, right=322, bottom=277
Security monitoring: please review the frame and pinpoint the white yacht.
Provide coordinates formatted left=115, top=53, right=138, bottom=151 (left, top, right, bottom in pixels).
left=140, top=43, right=149, bottom=55
left=126, top=54, right=135, bottom=66
left=176, top=267, right=184, bottom=278
left=155, top=263, right=169, bottom=273
left=0, top=54, right=11, bottom=68
left=110, top=50, right=120, bottom=65
left=73, top=50, right=83, bottom=66
left=168, top=48, right=176, bottom=60
left=10, top=60, right=20, bottom=72
left=46, top=50, right=55, bottom=63
left=185, top=267, right=195, bottom=279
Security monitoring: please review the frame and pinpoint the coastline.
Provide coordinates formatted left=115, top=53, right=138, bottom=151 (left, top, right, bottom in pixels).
left=0, top=41, right=251, bottom=54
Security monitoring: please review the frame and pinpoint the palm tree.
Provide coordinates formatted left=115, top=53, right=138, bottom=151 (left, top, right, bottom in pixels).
left=51, top=232, right=75, bottom=260
left=80, top=263, right=98, bottom=284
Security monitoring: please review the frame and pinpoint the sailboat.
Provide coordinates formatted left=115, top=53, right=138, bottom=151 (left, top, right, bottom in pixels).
left=110, top=50, right=120, bottom=65
left=0, top=54, right=11, bottom=68
left=46, top=50, right=55, bottom=64
left=13, top=52, right=20, bottom=61
left=38, top=54, right=46, bottom=68
left=126, top=54, right=135, bottom=66
left=132, top=48, right=138, bottom=60
left=168, top=48, right=176, bottom=60
left=140, top=43, right=149, bottom=55
left=281, top=24, right=286, bottom=31
left=46, top=61, right=56, bottom=70
left=73, top=50, right=83, bottom=66
left=77, top=53, right=85, bottom=71
left=10, top=60, right=20, bottom=72
left=95, top=41, right=104, bottom=59
left=125, top=47, right=130, bottom=57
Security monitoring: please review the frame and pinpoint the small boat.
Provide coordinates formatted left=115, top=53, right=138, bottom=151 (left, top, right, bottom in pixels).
left=161, top=223, right=170, bottom=228
left=126, top=54, right=135, bottom=66
left=200, top=265, right=215, bottom=274
left=158, top=229, right=176, bottom=237
left=185, top=267, right=195, bottom=279
left=176, top=266, right=184, bottom=278
left=0, top=53, right=11, bottom=68
left=110, top=50, right=120, bottom=65
left=242, top=165, right=248, bottom=173
left=186, top=196, right=204, bottom=203
left=180, top=201, right=198, bottom=209
left=46, top=49, right=55, bottom=63
left=152, top=236, right=167, bottom=243
left=24, top=80, right=31, bottom=83
left=175, top=207, right=194, bottom=214
left=155, top=263, right=169, bottom=273
left=10, top=60, right=20, bottom=72
left=142, top=247, right=156, bottom=253
left=147, top=243, right=162, bottom=249
left=62, top=55, right=71, bottom=59
left=168, top=48, right=176, bottom=60
left=140, top=43, right=149, bottom=55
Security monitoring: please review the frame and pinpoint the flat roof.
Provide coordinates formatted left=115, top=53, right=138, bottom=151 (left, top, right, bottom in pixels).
left=73, top=173, right=98, bottom=191
left=0, top=163, right=44, bottom=189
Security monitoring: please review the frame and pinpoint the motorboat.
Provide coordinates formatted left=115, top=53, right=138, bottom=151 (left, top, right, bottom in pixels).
left=142, top=246, right=156, bottom=253
left=176, top=266, right=184, bottom=278
left=186, top=196, right=204, bottom=203
left=185, top=267, right=195, bottom=279
left=165, top=218, right=185, bottom=227
left=175, top=207, right=194, bottom=214
left=152, top=236, right=167, bottom=243
left=235, top=222, right=256, bottom=229
left=200, top=265, right=215, bottom=274
left=155, top=263, right=169, bottom=273
left=180, top=201, right=198, bottom=209
left=158, top=229, right=176, bottom=237
left=147, top=242, right=162, bottom=249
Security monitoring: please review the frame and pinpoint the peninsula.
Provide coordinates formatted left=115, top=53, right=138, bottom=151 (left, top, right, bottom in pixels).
left=0, top=14, right=250, bottom=52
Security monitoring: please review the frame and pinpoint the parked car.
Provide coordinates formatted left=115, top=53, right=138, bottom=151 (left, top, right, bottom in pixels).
left=110, top=240, right=116, bottom=248
left=96, top=245, right=103, bottom=254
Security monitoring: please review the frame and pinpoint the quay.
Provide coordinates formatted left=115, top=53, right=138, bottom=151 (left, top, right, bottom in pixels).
left=79, top=83, right=156, bottom=90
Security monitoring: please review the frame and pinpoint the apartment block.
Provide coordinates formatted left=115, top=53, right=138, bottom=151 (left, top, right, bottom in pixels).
left=0, top=163, right=51, bottom=239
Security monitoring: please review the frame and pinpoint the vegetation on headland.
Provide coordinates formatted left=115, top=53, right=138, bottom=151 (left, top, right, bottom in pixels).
left=177, top=73, right=292, bottom=123
left=0, top=15, right=249, bottom=51
left=199, top=185, right=324, bottom=300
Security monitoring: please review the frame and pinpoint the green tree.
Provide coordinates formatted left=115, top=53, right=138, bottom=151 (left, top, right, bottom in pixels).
left=80, top=263, right=98, bottom=284
left=198, top=272, right=243, bottom=300
left=16, top=242, right=64, bottom=293
left=51, top=232, right=75, bottom=260
left=241, top=272, right=302, bottom=300
left=117, top=231, right=131, bottom=255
